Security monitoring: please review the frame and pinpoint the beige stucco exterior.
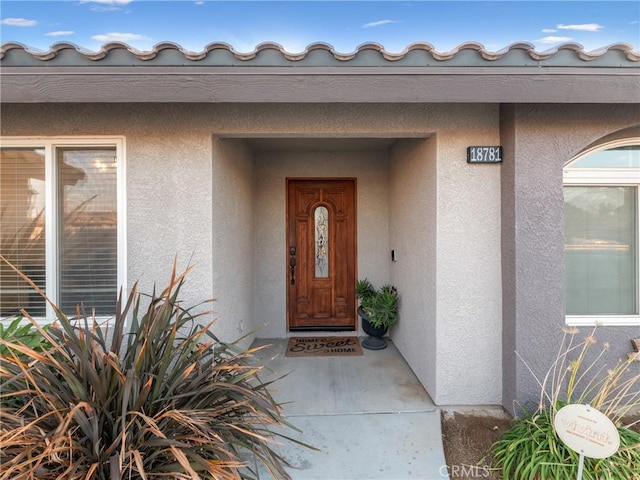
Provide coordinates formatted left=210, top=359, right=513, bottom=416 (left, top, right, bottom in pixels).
left=2, top=100, right=638, bottom=411
left=1, top=102, right=504, bottom=405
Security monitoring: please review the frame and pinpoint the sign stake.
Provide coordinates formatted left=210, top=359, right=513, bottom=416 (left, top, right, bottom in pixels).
left=576, top=452, right=585, bottom=480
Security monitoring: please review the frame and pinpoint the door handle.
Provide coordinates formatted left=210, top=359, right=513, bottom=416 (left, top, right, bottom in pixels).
left=289, top=256, right=296, bottom=285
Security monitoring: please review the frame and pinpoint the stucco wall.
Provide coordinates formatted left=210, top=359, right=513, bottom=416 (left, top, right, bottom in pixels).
left=390, top=138, right=438, bottom=398
left=0, top=103, right=216, bottom=329
left=7, top=102, right=634, bottom=409
left=1, top=102, right=507, bottom=406
left=126, top=126, right=214, bottom=309
left=500, top=104, right=640, bottom=415
left=211, top=138, right=256, bottom=344
left=253, top=148, right=390, bottom=339
left=437, top=123, right=504, bottom=405
left=388, top=104, right=503, bottom=406
left=500, top=105, right=519, bottom=413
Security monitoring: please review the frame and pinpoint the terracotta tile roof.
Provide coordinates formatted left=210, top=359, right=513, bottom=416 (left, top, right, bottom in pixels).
left=3, top=41, right=637, bottom=103
left=2, top=41, right=639, bottom=66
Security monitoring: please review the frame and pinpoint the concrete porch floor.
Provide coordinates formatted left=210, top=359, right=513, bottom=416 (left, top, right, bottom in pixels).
left=250, top=338, right=449, bottom=480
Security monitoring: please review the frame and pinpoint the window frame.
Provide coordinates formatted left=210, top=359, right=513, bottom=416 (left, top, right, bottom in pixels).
left=563, top=138, right=640, bottom=327
left=0, top=136, right=127, bottom=321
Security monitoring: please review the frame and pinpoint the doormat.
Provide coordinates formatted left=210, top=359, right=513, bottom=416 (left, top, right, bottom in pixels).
left=285, top=337, right=363, bottom=357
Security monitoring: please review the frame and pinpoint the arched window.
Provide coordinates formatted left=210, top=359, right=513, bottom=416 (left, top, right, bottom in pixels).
left=563, top=140, right=639, bottom=326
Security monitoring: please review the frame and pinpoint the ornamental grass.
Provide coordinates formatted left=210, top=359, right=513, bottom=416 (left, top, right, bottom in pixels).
left=489, top=326, right=640, bottom=479
left=0, top=257, right=309, bottom=479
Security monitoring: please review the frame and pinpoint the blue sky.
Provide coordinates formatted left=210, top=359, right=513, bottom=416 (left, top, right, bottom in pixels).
left=1, top=1, right=638, bottom=54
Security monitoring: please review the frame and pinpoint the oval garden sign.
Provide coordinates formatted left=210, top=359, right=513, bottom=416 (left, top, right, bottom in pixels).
left=553, top=404, right=620, bottom=459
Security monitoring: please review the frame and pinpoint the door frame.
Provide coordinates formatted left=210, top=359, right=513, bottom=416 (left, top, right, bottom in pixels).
left=285, top=177, right=358, bottom=332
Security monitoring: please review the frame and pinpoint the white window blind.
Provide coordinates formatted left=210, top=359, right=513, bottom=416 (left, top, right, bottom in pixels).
left=58, top=149, right=118, bottom=316
left=0, top=148, right=47, bottom=317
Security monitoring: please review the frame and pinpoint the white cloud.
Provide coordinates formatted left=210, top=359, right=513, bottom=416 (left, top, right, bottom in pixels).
left=46, top=31, right=75, bottom=37
left=80, top=0, right=133, bottom=4
left=557, top=23, right=603, bottom=32
left=542, top=28, right=557, bottom=33
left=195, top=1, right=204, bottom=4
left=91, top=32, right=151, bottom=42
left=80, top=0, right=133, bottom=11
left=362, top=20, right=399, bottom=29
left=537, top=36, right=574, bottom=44
left=90, top=6, right=121, bottom=12
left=1, top=17, right=38, bottom=27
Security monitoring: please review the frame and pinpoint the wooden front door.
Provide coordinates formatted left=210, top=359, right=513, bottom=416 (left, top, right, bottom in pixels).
left=287, top=179, right=357, bottom=330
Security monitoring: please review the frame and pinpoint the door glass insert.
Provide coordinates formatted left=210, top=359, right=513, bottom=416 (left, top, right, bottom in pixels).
left=314, top=206, right=329, bottom=277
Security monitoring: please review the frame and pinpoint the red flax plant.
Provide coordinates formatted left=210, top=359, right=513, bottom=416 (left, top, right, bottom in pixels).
left=0, top=256, right=312, bottom=479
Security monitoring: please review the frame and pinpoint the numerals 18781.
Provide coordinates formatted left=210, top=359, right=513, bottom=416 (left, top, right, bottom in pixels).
left=467, top=146, right=502, bottom=163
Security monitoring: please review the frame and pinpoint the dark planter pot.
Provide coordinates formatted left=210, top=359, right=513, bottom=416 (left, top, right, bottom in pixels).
left=358, top=306, right=388, bottom=350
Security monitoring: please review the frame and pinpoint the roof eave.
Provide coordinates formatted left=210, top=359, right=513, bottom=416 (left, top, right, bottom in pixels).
left=1, top=67, right=638, bottom=103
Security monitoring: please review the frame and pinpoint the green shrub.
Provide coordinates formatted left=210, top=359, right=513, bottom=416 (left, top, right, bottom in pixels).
left=0, top=316, right=52, bottom=409
left=355, top=278, right=398, bottom=329
left=490, top=405, right=640, bottom=479
left=0, top=316, right=51, bottom=356
left=0, top=258, right=309, bottom=479
left=490, top=327, right=640, bottom=479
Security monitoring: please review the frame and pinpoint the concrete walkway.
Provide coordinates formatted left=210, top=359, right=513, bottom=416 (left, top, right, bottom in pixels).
left=250, top=338, right=449, bottom=480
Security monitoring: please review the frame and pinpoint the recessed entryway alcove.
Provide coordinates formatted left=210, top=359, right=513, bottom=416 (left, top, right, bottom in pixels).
left=211, top=134, right=439, bottom=400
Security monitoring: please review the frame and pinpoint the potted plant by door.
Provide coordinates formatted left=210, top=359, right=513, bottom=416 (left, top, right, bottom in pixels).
left=355, top=278, right=398, bottom=350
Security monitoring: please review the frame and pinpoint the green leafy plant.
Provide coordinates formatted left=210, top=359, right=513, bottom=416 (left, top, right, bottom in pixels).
left=0, top=257, right=310, bottom=480
left=489, top=327, right=640, bottom=479
left=0, top=316, right=52, bottom=408
left=355, top=278, right=398, bottom=329
left=0, top=316, right=51, bottom=356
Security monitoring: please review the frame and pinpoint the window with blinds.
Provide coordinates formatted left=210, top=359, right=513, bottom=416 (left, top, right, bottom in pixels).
left=1, top=142, right=120, bottom=319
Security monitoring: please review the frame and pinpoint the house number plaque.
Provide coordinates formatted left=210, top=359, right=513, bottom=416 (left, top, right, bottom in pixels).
left=467, top=146, right=503, bottom=163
